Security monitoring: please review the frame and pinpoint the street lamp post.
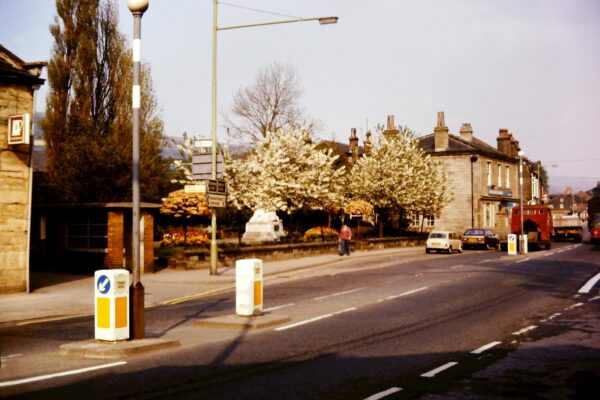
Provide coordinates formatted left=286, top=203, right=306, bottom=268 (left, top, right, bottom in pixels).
left=209, top=0, right=338, bottom=275
left=470, top=155, right=478, bottom=228
left=128, top=0, right=149, bottom=339
left=518, top=150, right=525, bottom=254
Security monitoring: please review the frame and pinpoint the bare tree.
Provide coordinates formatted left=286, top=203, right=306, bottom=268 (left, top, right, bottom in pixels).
left=225, top=63, right=315, bottom=142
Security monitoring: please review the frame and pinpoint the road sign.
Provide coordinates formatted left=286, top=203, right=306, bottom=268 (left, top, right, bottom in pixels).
left=206, top=179, right=228, bottom=194
left=191, top=153, right=224, bottom=180
left=97, top=274, right=111, bottom=294
left=206, top=193, right=227, bottom=208
left=184, top=183, right=206, bottom=194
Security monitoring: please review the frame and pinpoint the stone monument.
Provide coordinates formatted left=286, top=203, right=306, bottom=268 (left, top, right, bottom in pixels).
left=242, top=210, right=285, bottom=243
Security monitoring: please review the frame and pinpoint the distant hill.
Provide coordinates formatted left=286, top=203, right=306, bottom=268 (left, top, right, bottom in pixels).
left=549, top=176, right=599, bottom=194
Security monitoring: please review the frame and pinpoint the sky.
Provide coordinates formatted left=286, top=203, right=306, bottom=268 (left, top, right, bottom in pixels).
left=1, top=0, right=599, bottom=192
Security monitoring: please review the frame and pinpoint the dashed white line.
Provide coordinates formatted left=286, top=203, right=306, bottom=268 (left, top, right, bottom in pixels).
left=516, top=258, right=530, bottom=264
left=0, top=354, right=22, bottom=361
left=578, top=272, right=600, bottom=294
left=548, top=312, right=562, bottom=320
left=0, top=361, right=127, bottom=388
left=274, top=307, right=356, bottom=332
left=478, top=259, right=492, bottom=264
left=565, top=302, right=584, bottom=310
left=263, top=303, right=294, bottom=312
left=513, top=325, right=537, bottom=335
left=313, top=287, right=366, bottom=301
left=589, top=295, right=600, bottom=302
left=364, top=387, right=402, bottom=400
left=377, top=287, right=428, bottom=303
left=421, top=361, right=458, bottom=378
left=471, top=341, right=502, bottom=354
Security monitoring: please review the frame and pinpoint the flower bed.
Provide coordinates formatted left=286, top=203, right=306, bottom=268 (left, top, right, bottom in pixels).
left=302, top=226, right=339, bottom=242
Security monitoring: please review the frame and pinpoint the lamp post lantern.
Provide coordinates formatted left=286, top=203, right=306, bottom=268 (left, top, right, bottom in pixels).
left=128, top=0, right=149, bottom=339
left=518, top=150, right=525, bottom=254
left=209, top=0, right=338, bottom=275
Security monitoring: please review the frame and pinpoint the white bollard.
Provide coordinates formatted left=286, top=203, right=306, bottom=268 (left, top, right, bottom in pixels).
left=94, top=269, right=130, bottom=341
left=236, top=259, right=263, bottom=316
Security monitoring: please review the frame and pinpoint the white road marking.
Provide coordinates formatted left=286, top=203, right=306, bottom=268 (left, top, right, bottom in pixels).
left=421, top=361, right=458, bottom=378
left=313, top=287, right=366, bottom=301
left=263, top=303, right=294, bottom=312
left=0, top=361, right=127, bottom=388
left=478, top=259, right=492, bottom=264
left=516, top=258, right=530, bottom=263
left=364, top=387, right=402, bottom=400
left=0, top=354, right=22, bottom=361
left=451, top=264, right=463, bottom=269
left=377, top=287, right=429, bottom=303
left=578, top=272, right=600, bottom=294
left=589, top=295, right=600, bottom=302
left=471, top=341, right=502, bottom=354
left=548, top=313, right=561, bottom=320
left=513, top=325, right=537, bottom=335
left=274, top=307, right=356, bottom=332
left=565, top=302, right=584, bottom=310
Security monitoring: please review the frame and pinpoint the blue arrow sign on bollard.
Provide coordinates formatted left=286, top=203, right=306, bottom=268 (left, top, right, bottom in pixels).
left=97, top=275, right=111, bottom=294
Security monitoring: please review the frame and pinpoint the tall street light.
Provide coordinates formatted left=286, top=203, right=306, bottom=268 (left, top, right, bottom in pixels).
left=128, top=0, right=148, bottom=339
left=518, top=150, right=525, bottom=254
left=209, top=0, right=338, bottom=275
left=470, top=155, right=478, bottom=228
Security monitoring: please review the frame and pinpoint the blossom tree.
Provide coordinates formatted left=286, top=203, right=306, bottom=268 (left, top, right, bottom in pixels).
left=347, top=126, right=448, bottom=235
left=224, top=128, right=346, bottom=216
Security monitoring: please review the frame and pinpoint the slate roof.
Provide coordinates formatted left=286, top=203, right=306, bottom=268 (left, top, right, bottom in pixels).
left=0, top=44, right=46, bottom=86
left=418, top=133, right=516, bottom=162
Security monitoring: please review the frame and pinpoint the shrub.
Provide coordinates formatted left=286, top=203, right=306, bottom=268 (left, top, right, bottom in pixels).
left=161, top=228, right=210, bottom=247
left=303, top=226, right=339, bottom=242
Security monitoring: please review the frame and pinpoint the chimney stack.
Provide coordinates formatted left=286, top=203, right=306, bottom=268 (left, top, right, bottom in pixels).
left=348, top=128, right=359, bottom=163
left=434, top=111, right=449, bottom=152
left=497, top=129, right=511, bottom=155
left=383, top=114, right=400, bottom=141
left=459, top=123, right=473, bottom=142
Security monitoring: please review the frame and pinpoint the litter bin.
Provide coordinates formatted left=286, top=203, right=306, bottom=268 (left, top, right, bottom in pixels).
left=236, top=259, right=263, bottom=316
left=95, top=269, right=129, bottom=341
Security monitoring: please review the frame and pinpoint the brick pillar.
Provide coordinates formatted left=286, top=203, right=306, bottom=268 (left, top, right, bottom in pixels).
left=105, top=211, right=125, bottom=269
left=142, top=213, right=154, bottom=273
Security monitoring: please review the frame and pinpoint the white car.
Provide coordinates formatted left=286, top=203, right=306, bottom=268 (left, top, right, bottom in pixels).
left=425, top=231, right=463, bottom=254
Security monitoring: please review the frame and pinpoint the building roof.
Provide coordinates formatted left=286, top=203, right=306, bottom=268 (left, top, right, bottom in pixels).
left=0, top=44, right=46, bottom=86
left=419, top=133, right=516, bottom=162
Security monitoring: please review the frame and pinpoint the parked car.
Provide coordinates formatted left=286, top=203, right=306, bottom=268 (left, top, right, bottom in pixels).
left=425, top=231, right=462, bottom=254
left=461, top=229, right=499, bottom=250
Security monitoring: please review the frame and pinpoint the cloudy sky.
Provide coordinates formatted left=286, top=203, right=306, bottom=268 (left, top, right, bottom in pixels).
left=1, top=0, right=599, bottom=192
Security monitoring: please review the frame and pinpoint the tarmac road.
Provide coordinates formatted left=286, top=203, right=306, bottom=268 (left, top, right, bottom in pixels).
left=0, top=242, right=599, bottom=399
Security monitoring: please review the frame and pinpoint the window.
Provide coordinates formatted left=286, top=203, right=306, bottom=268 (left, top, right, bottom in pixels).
left=487, top=162, right=492, bottom=186
left=424, top=215, right=435, bottom=227
left=498, top=164, right=502, bottom=187
left=483, top=202, right=496, bottom=227
left=506, top=166, right=510, bottom=189
left=66, top=212, right=108, bottom=251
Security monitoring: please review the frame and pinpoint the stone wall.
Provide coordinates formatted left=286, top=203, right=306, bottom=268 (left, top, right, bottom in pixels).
left=167, top=237, right=426, bottom=270
left=0, top=82, right=34, bottom=293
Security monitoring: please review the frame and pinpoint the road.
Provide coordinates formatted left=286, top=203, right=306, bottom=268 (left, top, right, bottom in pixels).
left=1, top=242, right=598, bottom=399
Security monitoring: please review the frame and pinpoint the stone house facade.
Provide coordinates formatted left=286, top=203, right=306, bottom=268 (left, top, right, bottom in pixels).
left=0, top=45, right=45, bottom=293
left=417, top=112, right=527, bottom=235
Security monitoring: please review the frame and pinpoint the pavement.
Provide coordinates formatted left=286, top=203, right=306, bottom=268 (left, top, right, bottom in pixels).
left=1, top=245, right=599, bottom=398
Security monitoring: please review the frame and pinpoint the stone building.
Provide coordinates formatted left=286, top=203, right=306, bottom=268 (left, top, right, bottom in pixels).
left=0, top=45, right=45, bottom=293
left=417, top=112, right=529, bottom=234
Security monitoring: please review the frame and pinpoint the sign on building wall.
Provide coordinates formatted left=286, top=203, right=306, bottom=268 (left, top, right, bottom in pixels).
left=7, top=114, right=31, bottom=145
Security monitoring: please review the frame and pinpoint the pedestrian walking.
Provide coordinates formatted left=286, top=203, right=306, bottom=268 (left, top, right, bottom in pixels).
left=339, top=222, right=352, bottom=256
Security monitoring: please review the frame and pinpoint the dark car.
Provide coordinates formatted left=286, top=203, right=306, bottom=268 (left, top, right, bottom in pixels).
left=461, top=229, right=499, bottom=250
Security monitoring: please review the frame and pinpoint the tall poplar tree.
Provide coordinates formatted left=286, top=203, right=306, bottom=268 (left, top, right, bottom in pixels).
left=40, top=0, right=172, bottom=203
